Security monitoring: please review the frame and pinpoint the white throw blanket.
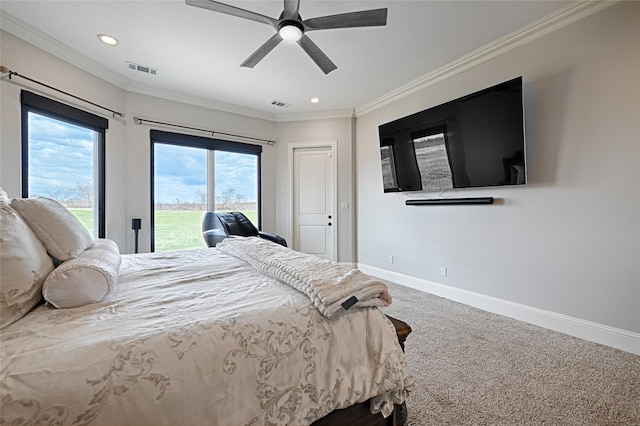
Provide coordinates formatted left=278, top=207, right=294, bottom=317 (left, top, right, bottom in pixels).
left=216, top=237, right=392, bottom=318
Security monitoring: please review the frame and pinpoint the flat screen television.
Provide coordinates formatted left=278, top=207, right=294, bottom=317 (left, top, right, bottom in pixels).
left=379, top=77, right=526, bottom=193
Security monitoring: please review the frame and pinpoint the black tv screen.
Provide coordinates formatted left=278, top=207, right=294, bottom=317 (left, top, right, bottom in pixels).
left=379, top=77, right=526, bottom=193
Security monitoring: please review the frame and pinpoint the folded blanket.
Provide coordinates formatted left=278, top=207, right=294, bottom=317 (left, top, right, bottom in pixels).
left=216, top=237, right=392, bottom=318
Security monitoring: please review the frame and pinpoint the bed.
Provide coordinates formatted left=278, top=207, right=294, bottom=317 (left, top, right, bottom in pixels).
left=0, top=194, right=414, bottom=426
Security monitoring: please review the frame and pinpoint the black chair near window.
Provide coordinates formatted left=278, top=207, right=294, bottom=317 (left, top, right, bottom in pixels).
left=202, top=211, right=287, bottom=247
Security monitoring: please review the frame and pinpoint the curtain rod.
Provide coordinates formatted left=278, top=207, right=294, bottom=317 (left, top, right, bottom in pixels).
left=133, top=116, right=276, bottom=145
left=0, top=65, right=125, bottom=118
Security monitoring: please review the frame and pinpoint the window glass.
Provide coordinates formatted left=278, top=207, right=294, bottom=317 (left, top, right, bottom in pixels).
left=153, top=143, right=207, bottom=252
left=27, top=112, right=98, bottom=234
left=214, top=151, right=258, bottom=225
left=150, top=131, right=262, bottom=252
left=22, top=91, right=106, bottom=238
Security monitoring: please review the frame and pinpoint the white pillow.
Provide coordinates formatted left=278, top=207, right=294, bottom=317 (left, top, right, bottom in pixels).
left=0, top=187, right=9, bottom=205
left=10, top=197, right=94, bottom=261
left=0, top=204, right=55, bottom=328
left=42, top=239, right=121, bottom=309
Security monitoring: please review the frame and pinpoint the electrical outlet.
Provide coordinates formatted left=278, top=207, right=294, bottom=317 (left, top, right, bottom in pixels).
left=388, top=255, right=394, bottom=264
left=440, top=266, right=448, bottom=276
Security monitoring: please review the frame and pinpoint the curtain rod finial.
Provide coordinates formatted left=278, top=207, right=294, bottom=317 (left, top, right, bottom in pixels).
left=0, top=65, right=11, bottom=74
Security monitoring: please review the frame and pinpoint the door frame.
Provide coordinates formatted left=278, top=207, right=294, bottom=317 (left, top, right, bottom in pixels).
left=287, top=140, right=338, bottom=261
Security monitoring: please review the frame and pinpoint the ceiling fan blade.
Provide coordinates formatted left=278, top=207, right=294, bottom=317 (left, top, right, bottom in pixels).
left=303, top=8, right=387, bottom=31
left=282, top=0, right=300, bottom=19
left=240, top=33, right=283, bottom=68
left=297, top=34, right=337, bottom=74
left=185, top=0, right=277, bottom=27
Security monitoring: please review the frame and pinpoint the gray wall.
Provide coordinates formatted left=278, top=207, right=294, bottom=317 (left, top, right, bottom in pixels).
left=355, top=2, right=639, bottom=334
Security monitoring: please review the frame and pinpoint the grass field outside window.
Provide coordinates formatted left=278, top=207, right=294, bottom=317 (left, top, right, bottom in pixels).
left=71, top=209, right=258, bottom=252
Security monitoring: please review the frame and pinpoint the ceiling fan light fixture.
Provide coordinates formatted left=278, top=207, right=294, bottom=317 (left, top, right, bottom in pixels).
left=278, top=21, right=303, bottom=42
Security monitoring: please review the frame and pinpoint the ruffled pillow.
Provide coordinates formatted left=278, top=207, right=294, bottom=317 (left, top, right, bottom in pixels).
left=10, top=197, right=94, bottom=262
left=0, top=201, right=55, bottom=328
left=42, top=239, right=121, bottom=309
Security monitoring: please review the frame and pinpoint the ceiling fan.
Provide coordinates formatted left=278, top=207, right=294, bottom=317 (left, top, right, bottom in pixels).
left=185, top=0, right=388, bottom=74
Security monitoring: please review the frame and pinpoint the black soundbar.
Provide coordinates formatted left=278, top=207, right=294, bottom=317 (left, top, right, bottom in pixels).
left=406, top=197, right=494, bottom=206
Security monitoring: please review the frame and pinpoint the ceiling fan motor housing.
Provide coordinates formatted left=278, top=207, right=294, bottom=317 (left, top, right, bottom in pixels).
left=279, top=19, right=303, bottom=31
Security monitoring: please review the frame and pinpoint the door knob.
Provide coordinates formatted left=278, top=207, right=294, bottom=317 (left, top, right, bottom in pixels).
left=328, top=215, right=332, bottom=219
left=328, top=222, right=332, bottom=226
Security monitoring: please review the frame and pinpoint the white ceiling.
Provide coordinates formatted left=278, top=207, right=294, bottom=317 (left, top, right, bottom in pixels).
left=1, top=0, right=572, bottom=119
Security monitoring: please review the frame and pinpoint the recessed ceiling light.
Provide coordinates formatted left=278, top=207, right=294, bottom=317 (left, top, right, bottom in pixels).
left=97, top=34, right=119, bottom=46
left=310, top=97, right=320, bottom=104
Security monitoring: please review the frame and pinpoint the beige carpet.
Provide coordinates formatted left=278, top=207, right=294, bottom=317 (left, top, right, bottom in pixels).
left=381, top=282, right=640, bottom=425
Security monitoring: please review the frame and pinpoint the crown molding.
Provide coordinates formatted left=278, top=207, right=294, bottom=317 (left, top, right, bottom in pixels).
left=1, top=10, right=277, bottom=122
left=125, top=81, right=277, bottom=122
left=355, top=0, right=620, bottom=117
left=1, top=10, right=130, bottom=89
left=275, top=108, right=355, bottom=122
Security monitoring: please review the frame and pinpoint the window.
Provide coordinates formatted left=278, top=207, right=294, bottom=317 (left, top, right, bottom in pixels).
left=21, top=91, right=107, bottom=238
left=150, top=130, right=261, bottom=252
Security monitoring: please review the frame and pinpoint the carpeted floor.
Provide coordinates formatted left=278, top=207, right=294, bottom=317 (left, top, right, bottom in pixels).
left=381, top=282, right=640, bottom=425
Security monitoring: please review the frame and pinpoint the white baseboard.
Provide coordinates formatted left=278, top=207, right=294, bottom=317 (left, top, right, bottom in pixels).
left=358, top=264, right=640, bottom=355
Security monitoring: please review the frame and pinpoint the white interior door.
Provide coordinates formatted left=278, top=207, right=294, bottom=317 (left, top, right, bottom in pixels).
left=291, top=144, right=336, bottom=260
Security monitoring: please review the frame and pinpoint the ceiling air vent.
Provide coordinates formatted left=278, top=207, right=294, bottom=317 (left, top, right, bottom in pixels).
left=271, top=100, right=291, bottom=108
left=126, top=61, right=158, bottom=76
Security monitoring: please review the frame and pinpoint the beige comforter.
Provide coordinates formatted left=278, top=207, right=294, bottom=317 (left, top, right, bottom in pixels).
left=1, top=248, right=413, bottom=426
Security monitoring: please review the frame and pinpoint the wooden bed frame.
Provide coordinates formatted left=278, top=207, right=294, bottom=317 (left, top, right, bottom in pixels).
left=311, top=316, right=411, bottom=426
